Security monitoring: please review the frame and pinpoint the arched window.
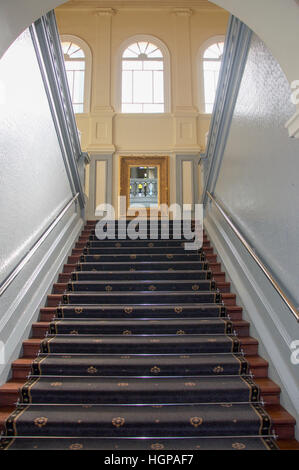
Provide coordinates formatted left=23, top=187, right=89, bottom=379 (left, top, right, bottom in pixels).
left=199, top=37, right=225, bottom=114
left=120, top=36, right=170, bottom=113
left=61, top=35, right=92, bottom=114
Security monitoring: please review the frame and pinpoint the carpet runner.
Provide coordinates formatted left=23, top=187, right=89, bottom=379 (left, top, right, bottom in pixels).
left=0, top=221, right=279, bottom=450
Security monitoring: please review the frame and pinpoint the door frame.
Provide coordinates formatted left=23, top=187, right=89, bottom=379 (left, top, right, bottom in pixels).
left=119, top=155, right=169, bottom=217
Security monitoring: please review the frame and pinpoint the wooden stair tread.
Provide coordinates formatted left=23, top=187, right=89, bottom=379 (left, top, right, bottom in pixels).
left=265, top=405, right=296, bottom=425
left=0, top=377, right=280, bottom=396
left=277, top=439, right=299, bottom=450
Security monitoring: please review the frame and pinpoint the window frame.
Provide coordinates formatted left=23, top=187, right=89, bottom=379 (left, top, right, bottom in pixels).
left=198, top=35, right=225, bottom=115
left=60, top=34, right=92, bottom=114
left=117, top=35, right=171, bottom=114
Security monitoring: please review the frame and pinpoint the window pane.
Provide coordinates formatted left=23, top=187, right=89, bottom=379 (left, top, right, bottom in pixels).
left=153, top=71, right=164, bottom=103
left=133, top=71, right=152, bottom=103
left=122, top=60, right=142, bottom=71
left=71, top=49, right=85, bottom=58
left=204, top=67, right=221, bottom=112
left=66, top=70, right=74, bottom=97
left=125, top=43, right=140, bottom=57
left=146, top=43, right=159, bottom=55
left=205, top=103, right=213, bottom=113
left=62, top=42, right=71, bottom=54
left=122, top=71, right=133, bottom=103
left=204, top=42, right=224, bottom=59
left=65, top=60, right=85, bottom=71
left=143, top=60, right=164, bottom=70
left=138, top=41, right=149, bottom=54
left=148, top=48, right=163, bottom=58
left=123, top=48, right=138, bottom=58
left=204, top=70, right=216, bottom=102
left=204, top=60, right=221, bottom=72
left=143, top=104, right=164, bottom=113
left=73, top=103, right=84, bottom=113
left=122, top=103, right=143, bottom=113
left=73, top=70, right=85, bottom=104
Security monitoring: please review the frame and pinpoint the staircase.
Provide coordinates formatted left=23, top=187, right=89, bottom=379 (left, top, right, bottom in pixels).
left=0, top=220, right=297, bottom=450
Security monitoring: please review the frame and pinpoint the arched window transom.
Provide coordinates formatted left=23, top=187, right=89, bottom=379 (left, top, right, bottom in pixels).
left=62, top=40, right=87, bottom=113
left=121, top=41, right=165, bottom=113
left=203, top=41, right=224, bottom=113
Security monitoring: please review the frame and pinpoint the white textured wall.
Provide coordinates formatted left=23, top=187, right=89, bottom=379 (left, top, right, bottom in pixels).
left=0, top=29, right=72, bottom=285
left=205, top=34, right=299, bottom=431
left=211, top=0, right=299, bottom=84
left=214, top=33, right=299, bottom=308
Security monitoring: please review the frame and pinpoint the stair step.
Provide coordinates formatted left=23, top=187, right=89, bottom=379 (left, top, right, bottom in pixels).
left=76, top=239, right=211, bottom=248
left=40, top=304, right=242, bottom=322
left=70, top=270, right=213, bottom=281
left=60, top=291, right=222, bottom=305
left=77, top=253, right=209, bottom=263
left=48, top=318, right=233, bottom=336
left=54, top=280, right=217, bottom=294
left=69, top=254, right=217, bottom=264
left=23, top=336, right=258, bottom=357
left=73, top=246, right=213, bottom=255
left=0, top=436, right=281, bottom=451
left=40, top=334, right=242, bottom=355
left=32, top=319, right=249, bottom=338
left=58, top=271, right=227, bottom=284
left=30, top=352, right=249, bottom=377
left=1, top=403, right=292, bottom=442
left=0, top=377, right=281, bottom=408
left=18, top=376, right=262, bottom=405
left=0, top=403, right=278, bottom=438
left=12, top=355, right=268, bottom=380
left=75, top=261, right=209, bottom=271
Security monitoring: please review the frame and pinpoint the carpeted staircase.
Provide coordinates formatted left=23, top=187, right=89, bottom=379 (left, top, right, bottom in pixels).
left=0, top=220, right=297, bottom=450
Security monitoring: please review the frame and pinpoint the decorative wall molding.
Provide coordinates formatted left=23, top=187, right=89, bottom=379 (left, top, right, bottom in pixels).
left=57, top=1, right=218, bottom=12
left=172, top=8, right=193, bottom=16
left=95, top=7, right=116, bottom=16
left=86, top=153, right=113, bottom=219
left=93, top=8, right=115, bottom=114
left=176, top=154, right=201, bottom=207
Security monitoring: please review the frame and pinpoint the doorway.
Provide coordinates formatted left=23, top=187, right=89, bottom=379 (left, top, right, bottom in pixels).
left=119, top=156, right=169, bottom=216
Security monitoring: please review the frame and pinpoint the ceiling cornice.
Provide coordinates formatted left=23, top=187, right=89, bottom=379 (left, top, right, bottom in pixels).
left=56, top=0, right=222, bottom=12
